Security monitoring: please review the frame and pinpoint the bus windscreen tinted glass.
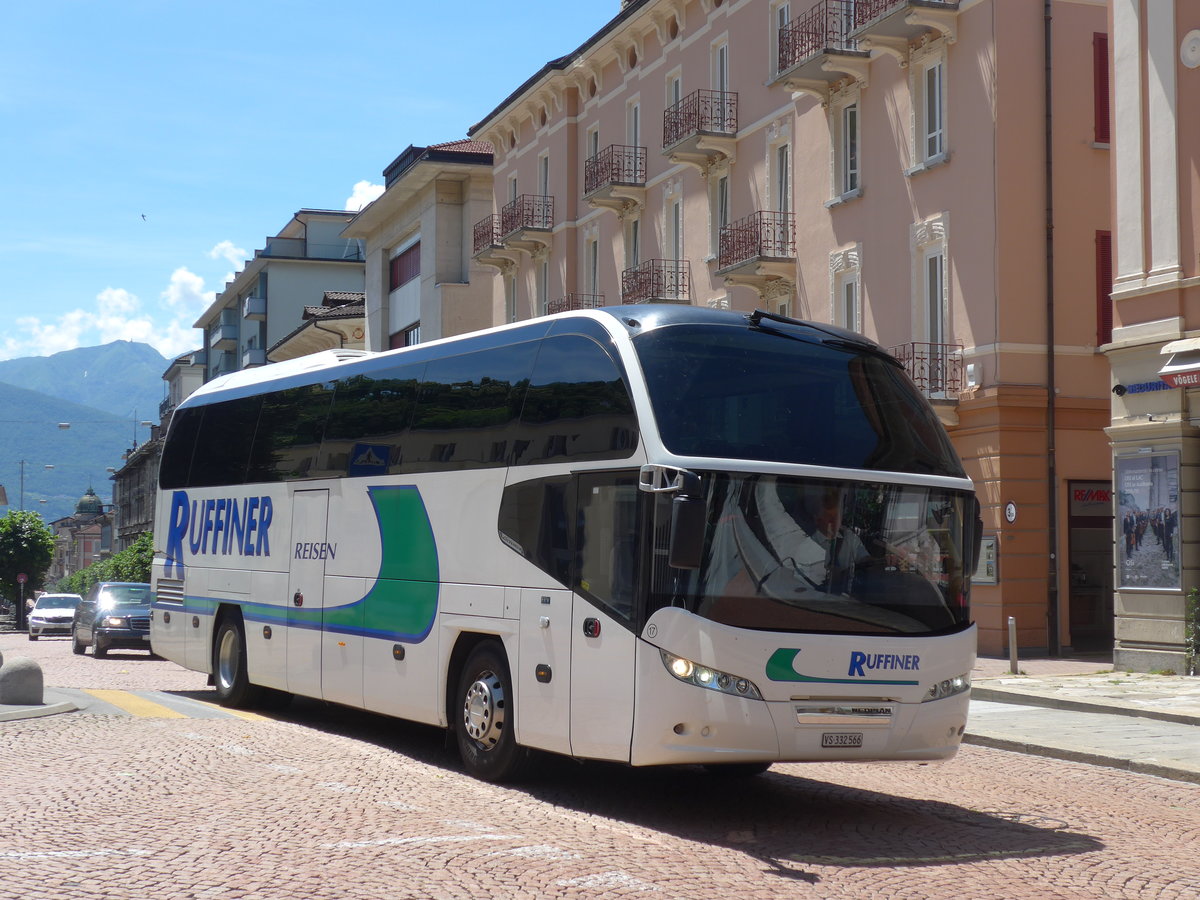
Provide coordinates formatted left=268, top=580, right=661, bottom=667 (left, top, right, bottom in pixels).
left=634, top=324, right=964, bottom=478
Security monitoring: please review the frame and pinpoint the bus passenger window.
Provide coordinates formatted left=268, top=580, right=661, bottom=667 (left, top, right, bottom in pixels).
left=514, top=335, right=637, bottom=466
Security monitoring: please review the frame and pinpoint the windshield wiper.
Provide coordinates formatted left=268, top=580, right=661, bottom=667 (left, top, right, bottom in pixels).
left=746, top=309, right=897, bottom=365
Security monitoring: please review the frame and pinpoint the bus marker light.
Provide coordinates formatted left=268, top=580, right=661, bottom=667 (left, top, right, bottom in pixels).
left=263, top=626, right=272, bottom=640
left=536, top=665, right=552, bottom=683
left=392, top=644, right=406, bottom=661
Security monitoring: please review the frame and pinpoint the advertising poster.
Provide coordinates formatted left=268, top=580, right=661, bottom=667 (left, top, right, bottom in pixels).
left=1116, top=453, right=1179, bottom=590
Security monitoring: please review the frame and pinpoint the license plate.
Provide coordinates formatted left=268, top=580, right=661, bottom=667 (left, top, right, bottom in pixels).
left=821, top=732, right=863, bottom=748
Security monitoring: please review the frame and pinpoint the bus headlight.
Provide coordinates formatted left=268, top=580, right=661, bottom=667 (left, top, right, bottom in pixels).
left=659, top=650, right=762, bottom=700
left=922, top=672, right=971, bottom=702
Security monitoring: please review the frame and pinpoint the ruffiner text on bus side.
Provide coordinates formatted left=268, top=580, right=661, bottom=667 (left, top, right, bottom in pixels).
left=164, top=490, right=274, bottom=576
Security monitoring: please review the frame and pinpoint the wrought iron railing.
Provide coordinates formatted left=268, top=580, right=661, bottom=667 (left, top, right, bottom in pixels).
left=547, top=293, right=606, bottom=315
left=718, top=211, right=796, bottom=270
left=621, top=259, right=691, bottom=304
left=779, top=0, right=858, bottom=71
left=501, top=194, right=554, bottom=237
left=889, top=341, right=965, bottom=395
left=663, top=89, right=738, bottom=148
left=584, top=144, right=647, bottom=195
left=473, top=214, right=503, bottom=254
left=853, top=0, right=956, bottom=29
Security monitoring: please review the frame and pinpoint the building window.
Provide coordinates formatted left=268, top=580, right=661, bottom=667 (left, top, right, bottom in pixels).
left=712, top=174, right=730, bottom=255
left=537, top=261, right=549, bottom=316
left=389, top=242, right=420, bottom=291
left=508, top=175, right=518, bottom=203
left=1093, top=33, right=1111, bottom=145
left=587, top=126, right=599, bottom=160
left=390, top=322, right=421, bottom=349
left=505, top=274, right=516, bottom=323
left=923, top=248, right=945, bottom=345
left=668, top=198, right=683, bottom=260
left=538, top=155, right=550, bottom=197
left=775, top=143, right=791, bottom=213
left=627, top=100, right=641, bottom=149
left=773, top=2, right=791, bottom=75
left=836, top=102, right=859, bottom=196
left=628, top=218, right=641, bottom=267
left=915, top=55, right=945, bottom=164
left=667, top=71, right=682, bottom=109
left=586, top=238, right=600, bottom=295
left=830, top=245, right=861, bottom=333
left=713, top=40, right=730, bottom=93
left=1096, top=231, right=1113, bottom=346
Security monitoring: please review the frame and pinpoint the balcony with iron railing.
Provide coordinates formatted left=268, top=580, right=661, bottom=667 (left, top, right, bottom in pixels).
left=621, top=259, right=691, bottom=305
left=472, top=213, right=518, bottom=271
left=889, top=341, right=965, bottom=400
left=662, top=89, right=737, bottom=171
left=547, top=293, right=606, bottom=315
left=773, top=0, right=870, bottom=94
left=716, top=211, right=797, bottom=300
left=583, top=144, right=647, bottom=214
left=500, top=194, right=555, bottom=254
left=850, top=0, right=960, bottom=49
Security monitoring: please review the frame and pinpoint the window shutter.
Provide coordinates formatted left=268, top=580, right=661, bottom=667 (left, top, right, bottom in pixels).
left=1093, top=33, right=1111, bottom=144
left=1096, top=230, right=1113, bottom=346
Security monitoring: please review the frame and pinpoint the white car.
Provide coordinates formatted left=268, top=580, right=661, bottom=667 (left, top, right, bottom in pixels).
left=28, top=593, right=84, bottom=640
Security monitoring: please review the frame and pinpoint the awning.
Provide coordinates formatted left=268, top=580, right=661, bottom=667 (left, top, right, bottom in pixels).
left=1158, top=343, right=1200, bottom=387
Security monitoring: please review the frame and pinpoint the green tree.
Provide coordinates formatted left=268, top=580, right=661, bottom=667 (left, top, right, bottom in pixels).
left=0, top=510, right=55, bottom=620
left=57, top=531, right=153, bottom=596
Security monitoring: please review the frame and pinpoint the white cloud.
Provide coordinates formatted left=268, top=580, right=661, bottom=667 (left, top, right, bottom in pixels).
left=96, top=287, right=139, bottom=316
left=208, top=240, right=247, bottom=269
left=160, top=266, right=214, bottom=313
left=345, top=180, right=384, bottom=211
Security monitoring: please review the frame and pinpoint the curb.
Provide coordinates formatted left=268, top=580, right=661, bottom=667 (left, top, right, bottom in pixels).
left=971, top=686, right=1200, bottom=727
left=0, top=699, right=79, bottom=722
left=962, top=733, right=1200, bottom=787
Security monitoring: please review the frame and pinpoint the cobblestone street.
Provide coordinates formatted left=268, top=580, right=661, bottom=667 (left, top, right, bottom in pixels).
left=3, top=634, right=1199, bottom=899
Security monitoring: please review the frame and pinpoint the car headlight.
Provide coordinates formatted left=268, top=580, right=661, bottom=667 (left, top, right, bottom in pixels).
left=659, top=650, right=763, bottom=700
left=102, top=616, right=129, bottom=628
left=922, top=672, right=971, bottom=702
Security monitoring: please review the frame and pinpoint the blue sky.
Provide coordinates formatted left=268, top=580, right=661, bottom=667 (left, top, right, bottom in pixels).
left=0, top=1, right=614, bottom=362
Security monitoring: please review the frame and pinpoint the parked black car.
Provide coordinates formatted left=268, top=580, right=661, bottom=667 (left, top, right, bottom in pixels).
left=72, top=582, right=154, bottom=658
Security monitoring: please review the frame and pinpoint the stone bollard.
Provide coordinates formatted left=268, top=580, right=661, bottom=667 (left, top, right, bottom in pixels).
left=0, top=656, right=44, bottom=706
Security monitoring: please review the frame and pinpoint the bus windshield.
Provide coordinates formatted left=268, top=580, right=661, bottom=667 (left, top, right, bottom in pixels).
left=651, top=473, right=972, bottom=636
left=634, top=323, right=965, bottom=478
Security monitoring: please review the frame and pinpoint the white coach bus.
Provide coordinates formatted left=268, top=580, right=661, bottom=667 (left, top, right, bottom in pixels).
left=151, top=306, right=980, bottom=781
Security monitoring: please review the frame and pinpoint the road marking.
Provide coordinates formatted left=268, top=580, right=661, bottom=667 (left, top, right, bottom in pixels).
left=557, top=872, right=661, bottom=892
left=324, top=834, right=520, bottom=850
left=83, top=690, right=188, bottom=718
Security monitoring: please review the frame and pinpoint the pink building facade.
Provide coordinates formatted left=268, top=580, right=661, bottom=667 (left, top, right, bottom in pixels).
left=465, top=0, right=1115, bottom=658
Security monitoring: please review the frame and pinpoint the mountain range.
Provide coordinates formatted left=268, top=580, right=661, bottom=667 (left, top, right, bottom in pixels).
left=0, top=341, right=170, bottom=524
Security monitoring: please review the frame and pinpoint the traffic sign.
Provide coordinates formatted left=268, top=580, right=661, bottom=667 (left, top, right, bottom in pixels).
left=17, top=573, right=26, bottom=584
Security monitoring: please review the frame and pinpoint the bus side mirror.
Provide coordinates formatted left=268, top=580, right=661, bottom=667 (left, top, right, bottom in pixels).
left=669, top=472, right=705, bottom=570
left=969, top=496, right=983, bottom=573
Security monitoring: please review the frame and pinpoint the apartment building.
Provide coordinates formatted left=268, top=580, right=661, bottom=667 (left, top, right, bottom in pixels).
left=343, top=140, right=497, bottom=350
left=1102, top=0, right=1200, bottom=673
left=465, top=0, right=1114, bottom=658
left=194, top=209, right=366, bottom=380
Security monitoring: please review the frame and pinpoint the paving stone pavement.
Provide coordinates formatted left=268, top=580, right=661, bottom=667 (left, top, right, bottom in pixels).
left=4, top=631, right=1200, bottom=898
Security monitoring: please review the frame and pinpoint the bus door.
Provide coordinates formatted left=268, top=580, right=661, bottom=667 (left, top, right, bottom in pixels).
left=569, top=472, right=639, bottom=761
left=287, top=489, right=329, bottom=699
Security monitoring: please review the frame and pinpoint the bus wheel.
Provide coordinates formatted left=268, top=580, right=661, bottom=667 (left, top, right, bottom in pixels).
left=454, top=642, right=529, bottom=782
left=213, top=616, right=262, bottom=708
left=703, top=762, right=772, bottom=777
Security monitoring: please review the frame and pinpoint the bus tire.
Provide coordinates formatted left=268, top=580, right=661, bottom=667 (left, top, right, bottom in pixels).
left=454, top=642, right=529, bottom=783
left=213, top=616, right=262, bottom=708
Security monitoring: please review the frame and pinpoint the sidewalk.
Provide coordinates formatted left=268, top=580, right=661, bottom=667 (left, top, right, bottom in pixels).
left=968, top=654, right=1200, bottom=785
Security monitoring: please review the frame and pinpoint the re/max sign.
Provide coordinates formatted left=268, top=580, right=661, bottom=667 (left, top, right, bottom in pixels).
left=164, top=491, right=274, bottom=578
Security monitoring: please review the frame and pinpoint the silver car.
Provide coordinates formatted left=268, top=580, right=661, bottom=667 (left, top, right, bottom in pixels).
left=28, top=593, right=84, bottom=640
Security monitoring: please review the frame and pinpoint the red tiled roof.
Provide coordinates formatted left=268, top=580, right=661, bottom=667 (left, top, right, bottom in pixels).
left=429, top=138, right=494, bottom=154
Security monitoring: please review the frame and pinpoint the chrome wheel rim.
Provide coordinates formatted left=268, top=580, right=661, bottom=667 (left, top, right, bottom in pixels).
left=463, top=670, right=505, bottom=751
left=216, top=627, right=239, bottom=692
